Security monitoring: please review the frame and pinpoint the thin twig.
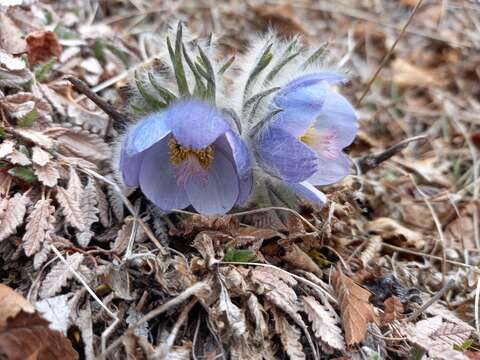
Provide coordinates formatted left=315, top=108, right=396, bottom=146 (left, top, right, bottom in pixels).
left=102, top=281, right=208, bottom=357
left=158, top=299, right=198, bottom=358
left=356, top=135, right=427, bottom=174
left=406, top=278, right=455, bottom=321
left=66, top=76, right=128, bottom=134
left=356, top=0, right=425, bottom=105
left=50, top=244, right=118, bottom=320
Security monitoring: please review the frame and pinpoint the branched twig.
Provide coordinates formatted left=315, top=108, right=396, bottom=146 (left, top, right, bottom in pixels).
left=66, top=76, right=129, bottom=134
left=356, top=135, right=427, bottom=174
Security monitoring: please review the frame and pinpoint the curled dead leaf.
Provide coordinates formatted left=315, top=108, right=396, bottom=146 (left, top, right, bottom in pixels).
left=366, top=217, right=425, bottom=249
left=26, top=30, right=62, bottom=65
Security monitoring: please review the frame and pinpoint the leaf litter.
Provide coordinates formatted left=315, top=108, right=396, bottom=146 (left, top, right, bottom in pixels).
left=0, top=0, right=479, bottom=359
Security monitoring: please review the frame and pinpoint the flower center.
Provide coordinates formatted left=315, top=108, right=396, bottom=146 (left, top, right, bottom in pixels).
left=299, top=126, right=340, bottom=160
left=168, top=138, right=214, bottom=169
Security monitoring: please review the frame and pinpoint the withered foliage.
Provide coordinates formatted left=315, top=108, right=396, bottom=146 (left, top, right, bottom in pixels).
left=0, top=1, right=479, bottom=359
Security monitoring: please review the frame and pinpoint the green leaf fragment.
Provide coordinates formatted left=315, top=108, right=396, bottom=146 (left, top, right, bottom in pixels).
left=134, top=71, right=167, bottom=110
left=34, top=59, right=56, bottom=82
left=167, top=23, right=189, bottom=96
left=302, top=42, right=330, bottom=69
left=8, top=166, right=37, bottom=183
left=18, top=108, right=38, bottom=128
left=197, top=46, right=216, bottom=101
left=218, top=55, right=235, bottom=75
left=182, top=44, right=207, bottom=98
left=224, top=248, right=257, bottom=263
left=147, top=72, right=176, bottom=104
left=244, top=43, right=273, bottom=96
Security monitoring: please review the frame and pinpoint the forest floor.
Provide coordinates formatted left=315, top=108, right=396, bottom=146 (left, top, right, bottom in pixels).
left=0, top=0, right=480, bottom=359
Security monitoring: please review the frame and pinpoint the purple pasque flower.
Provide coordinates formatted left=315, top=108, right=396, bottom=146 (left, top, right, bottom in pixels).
left=255, top=72, right=358, bottom=205
left=120, top=100, right=252, bottom=215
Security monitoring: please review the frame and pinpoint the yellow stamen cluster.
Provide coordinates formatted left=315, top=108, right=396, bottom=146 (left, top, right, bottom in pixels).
left=299, top=126, right=317, bottom=146
left=168, top=138, right=214, bottom=169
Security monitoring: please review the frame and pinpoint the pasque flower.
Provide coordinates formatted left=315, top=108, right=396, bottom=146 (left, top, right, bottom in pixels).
left=254, top=72, right=358, bottom=204
left=120, top=100, right=252, bottom=215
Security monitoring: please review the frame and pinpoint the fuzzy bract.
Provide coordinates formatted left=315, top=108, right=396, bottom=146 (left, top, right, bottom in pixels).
left=120, top=100, right=252, bottom=215
left=254, top=72, right=358, bottom=205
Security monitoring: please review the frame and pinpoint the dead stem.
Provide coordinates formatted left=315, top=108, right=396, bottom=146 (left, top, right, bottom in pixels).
left=356, top=0, right=426, bottom=105
left=406, top=278, right=455, bottom=321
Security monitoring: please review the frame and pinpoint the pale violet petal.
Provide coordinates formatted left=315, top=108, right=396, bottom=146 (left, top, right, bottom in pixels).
left=288, top=181, right=327, bottom=205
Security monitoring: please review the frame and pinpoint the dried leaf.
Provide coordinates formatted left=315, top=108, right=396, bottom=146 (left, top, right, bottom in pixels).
left=26, top=30, right=62, bottom=65
left=246, top=294, right=268, bottom=345
left=217, top=280, right=246, bottom=340
left=33, top=241, right=52, bottom=270
left=302, top=296, right=345, bottom=350
left=0, top=311, right=78, bottom=360
left=281, top=243, right=322, bottom=275
left=56, top=187, right=85, bottom=231
left=95, top=181, right=109, bottom=227
left=14, top=128, right=55, bottom=149
left=359, top=236, right=383, bottom=267
left=76, top=177, right=99, bottom=247
left=44, top=128, right=111, bottom=163
left=31, top=146, right=50, bottom=166
left=22, top=199, right=55, bottom=256
left=35, top=294, right=70, bottom=334
left=0, top=193, right=28, bottom=241
left=0, top=92, right=53, bottom=129
left=33, top=161, right=60, bottom=187
left=0, top=285, right=77, bottom=359
left=7, top=149, right=31, bottom=165
left=392, top=58, right=442, bottom=88
left=251, top=267, right=300, bottom=318
left=0, top=139, right=15, bottom=159
left=333, top=267, right=375, bottom=345
left=40, top=253, right=84, bottom=298
left=0, top=284, right=35, bottom=328
left=271, top=307, right=305, bottom=360
left=401, top=316, right=472, bottom=360
left=382, top=296, right=404, bottom=324
left=366, top=217, right=425, bottom=249
left=0, top=12, right=26, bottom=54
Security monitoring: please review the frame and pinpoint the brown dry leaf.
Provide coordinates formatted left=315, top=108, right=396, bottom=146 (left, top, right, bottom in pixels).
left=271, top=307, right=305, bottom=360
left=0, top=284, right=35, bottom=328
left=281, top=243, right=322, bottom=275
left=95, top=181, right=110, bottom=227
left=44, top=128, right=111, bottom=163
left=382, top=296, right=404, bottom=324
left=0, top=92, right=53, bottom=129
left=333, top=267, right=375, bottom=346
left=0, top=285, right=77, bottom=359
left=302, top=296, right=345, bottom=351
left=392, top=58, right=442, bottom=88
left=0, top=193, right=28, bottom=242
left=33, top=162, right=60, bottom=187
left=0, top=12, right=26, bottom=54
left=26, top=30, right=62, bottom=65
left=217, top=281, right=246, bottom=340
left=445, top=212, right=476, bottom=251
left=40, top=253, right=84, bottom=298
left=31, top=146, right=50, bottom=166
left=22, top=199, right=55, bottom=257
left=0, top=311, right=78, bottom=360
left=365, top=217, right=425, bottom=249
